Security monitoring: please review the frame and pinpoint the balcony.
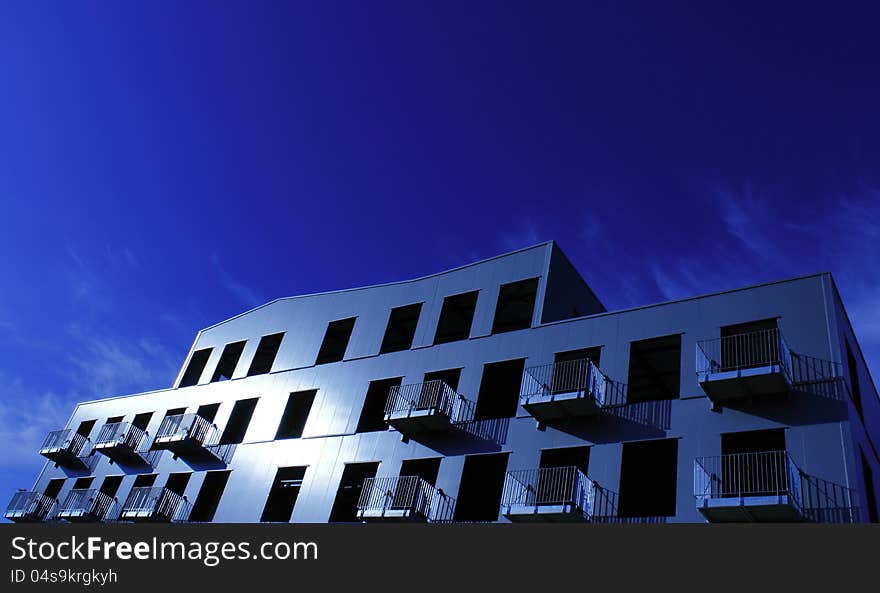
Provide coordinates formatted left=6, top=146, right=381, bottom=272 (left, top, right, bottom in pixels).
left=56, top=489, right=118, bottom=523
left=520, top=358, right=621, bottom=423
left=4, top=491, right=57, bottom=523
left=501, top=466, right=618, bottom=522
left=119, top=487, right=191, bottom=522
left=357, top=476, right=455, bottom=523
left=384, top=379, right=476, bottom=435
left=696, top=328, right=793, bottom=402
left=92, top=422, right=154, bottom=468
left=151, top=413, right=226, bottom=464
left=38, top=429, right=92, bottom=470
left=694, top=450, right=859, bottom=523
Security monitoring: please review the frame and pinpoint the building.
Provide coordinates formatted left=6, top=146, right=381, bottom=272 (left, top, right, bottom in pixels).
left=6, top=242, right=879, bottom=524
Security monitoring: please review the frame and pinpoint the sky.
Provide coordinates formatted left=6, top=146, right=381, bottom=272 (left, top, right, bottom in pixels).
left=0, top=1, right=878, bottom=498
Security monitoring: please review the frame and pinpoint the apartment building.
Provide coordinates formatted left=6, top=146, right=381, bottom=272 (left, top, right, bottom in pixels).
left=6, top=242, right=879, bottom=524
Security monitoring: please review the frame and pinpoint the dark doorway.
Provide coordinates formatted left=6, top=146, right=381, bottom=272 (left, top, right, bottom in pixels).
left=260, top=466, right=307, bottom=522
left=72, top=477, right=94, bottom=489
left=475, top=359, right=525, bottom=420
left=454, top=453, right=509, bottom=522
left=720, top=429, right=788, bottom=498
left=43, top=479, right=65, bottom=500
left=861, top=449, right=878, bottom=523
left=551, top=347, right=602, bottom=394
left=276, top=390, right=317, bottom=439
left=189, top=471, right=231, bottom=522
left=626, top=335, right=681, bottom=403
left=400, top=458, right=441, bottom=485
left=75, top=420, right=96, bottom=438
left=165, top=473, right=191, bottom=496
left=618, top=438, right=679, bottom=518
left=540, top=446, right=590, bottom=473
left=99, top=476, right=123, bottom=497
left=329, top=462, right=379, bottom=523
left=196, top=403, right=220, bottom=423
left=356, top=378, right=401, bottom=433
left=132, top=412, right=152, bottom=432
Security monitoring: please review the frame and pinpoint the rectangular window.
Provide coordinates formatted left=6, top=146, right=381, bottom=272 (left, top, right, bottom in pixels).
left=276, top=390, right=317, bottom=439
left=861, top=449, right=878, bottom=524
left=75, top=420, right=96, bottom=438
left=618, top=438, right=679, bottom=518
left=316, top=317, right=356, bottom=365
left=433, top=291, right=478, bottom=344
left=219, top=398, right=259, bottom=445
left=43, top=479, right=65, bottom=499
left=72, top=477, right=94, bottom=489
left=132, top=474, right=157, bottom=488
left=540, top=446, right=590, bottom=473
left=475, top=358, right=526, bottom=420
left=626, top=334, right=681, bottom=403
left=329, top=462, right=379, bottom=523
left=247, top=333, right=284, bottom=376
left=356, top=377, right=402, bottom=433
left=196, top=403, right=220, bottom=423
left=399, top=458, right=441, bottom=486
left=98, top=476, right=123, bottom=497
left=180, top=348, right=212, bottom=387
left=379, top=304, right=422, bottom=354
left=165, top=473, right=191, bottom=496
left=454, top=453, right=509, bottom=522
left=847, top=341, right=863, bottom=422
left=491, top=278, right=538, bottom=334
left=189, top=470, right=231, bottom=522
left=260, top=466, right=307, bottom=522
left=211, top=340, right=246, bottom=382
left=132, top=412, right=152, bottom=431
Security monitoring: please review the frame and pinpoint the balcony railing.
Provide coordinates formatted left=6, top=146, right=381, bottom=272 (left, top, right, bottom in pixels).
left=5, top=491, right=57, bottom=522
left=57, top=489, right=118, bottom=522
left=520, top=358, right=624, bottom=422
left=385, top=380, right=476, bottom=428
left=357, top=476, right=455, bottom=522
left=502, top=466, right=618, bottom=522
left=38, top=429, right=92, bottom=469
left=694, top=450, right=858, bottom=523
left=93, top=421, right=155, bottom=467
left=697, top=328, right=792, bottom=380
left=151, top=413, right=229, bottom=464
left=120, top=486, right=190, bottom=522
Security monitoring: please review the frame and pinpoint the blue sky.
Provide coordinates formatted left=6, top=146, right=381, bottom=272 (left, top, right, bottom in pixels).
left=1, top=2, right=878, bottom=497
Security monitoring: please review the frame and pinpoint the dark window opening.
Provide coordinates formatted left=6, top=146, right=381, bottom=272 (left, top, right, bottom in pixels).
left=847, top=342, right=863, bottom=422
left=329, top=462, right=379, bottom=522
left=423, top=368, right=462, bottom=391
left=356, top=378, right=401, bottom=433
left=196, top=403, right=220, bottom=423
left=75, top=420, right=96, bottom=438
left=132, top=474, right=157, bottom=488
left=861, top=449, right=878, bottom=523
left=618, top=439, right=679, bottom=518
left=491, top=278, right=538, bottom=334
left=189, top=471, right=231, bottom=522
left=400, top=458, right=441, bottom=486
left=219, top=398, right=259, bottom=445
left=380, top=304, right=422, bottom=354
left=551, top=347, right=602, bottom=394
left=180, top=348, right=212, bottom=387
left=165, top=407, right=186, bottom=418
left=260, top=466, right=307, bottom=522
left=247, top=333, right=284, bottom=376
left=555, top=347, right=601, bottom=367
left=475, top=359, right=526, bottom=420
left=132, top=413, right=152, bottom=432
left=540, top=446, right=590, bottom=474
left=433, top=291, right=479, bottom=344
left=720, top=429, right=787, bottom=497
left=626, top=335, right=681, bottom=403
left=43, top=479, right=65, bottom=499
left=107, top=416, right=125, bottom=425
left=316, top=318, right=356, bottom=365
left=276, top=390, right=317, bottom=440
left=454, top=453, right=509, bottom=522
left=211, top=341, right=246, bottom=382
left=72, top=477, right=94, bottom=489
left=99, top=476, right=123, bottom=497
left=720, top=319, right=780, bottom=370
left=165, top=473, right=191, bottom=496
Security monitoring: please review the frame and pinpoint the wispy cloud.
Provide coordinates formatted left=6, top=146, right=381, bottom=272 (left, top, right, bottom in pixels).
left=210, top=253, right=263, bottom=308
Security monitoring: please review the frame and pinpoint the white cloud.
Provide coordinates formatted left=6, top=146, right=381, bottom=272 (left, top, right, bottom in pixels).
left=210, top=253, right=263, bottom=308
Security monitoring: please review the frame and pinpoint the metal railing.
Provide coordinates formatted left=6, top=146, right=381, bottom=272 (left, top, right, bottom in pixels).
left=502, top=466, right=618, bottom=520
left=40, top=429, right=90, bottom=457
left=95, top=421, right=148, bottom=452
left=358, top=475, right=455, bottom=522
left=154, top=413, right=220, bottom=448
left=521, top=358, right=622, bottom=408
left=58, top=489, right=118, bottom=522
left=696, top=328, right=792, bottom=382
left=121, top=486, right=190, bottom=522
left=5, top=491, right=57, bottom=521
left=384, top=380, right=476, bottom=424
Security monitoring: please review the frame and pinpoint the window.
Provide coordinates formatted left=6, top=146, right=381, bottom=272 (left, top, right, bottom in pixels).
left=618, top=439, right=679, bottom=518
left=218, top=398, right=259, bottom=445
left=475, top=359, right=526, bottom=420
left=211, top=340, right=246, bottom=382
left=329, top=462, right=379, bottom=522
left=165, top=473, right=191, bottom=495
left=189, top=471, right=231, bottom=522
left=400, top=458, right=441, bottom=486
left=276, top=390, right=317, bottom=439
left=491, top=278, right=538, bottom=334
left=454, top=453, right=509, bottom=521
left=180, top=348, right=212, bottom=387
left=380, top=304, right=422, bottom=353
left=847, top=342, right=863, bottom=422
left=72, top=477, right=94, bottom=489
left=75, top=420, right=96, bottom=438
left=540, top=446, right=590, bottom=473
left=261, top=467, right=307, bottom=522
left=626, top=334, right=681, bottom=403
left=316, top=318, right=356, bottom=365
left=433, top=291, right=478, bottom=344
left=43, top=479, right=65, bottom=500
left=196, top=403, right=220, bottom=423
left=861, top=449, right=878, bottom=524
left=356, top=378, right=402, bottom=433
left=247, top=333, right=284, bottom=376
left=132, top=412, right=152, bottom=431
left=98, top=476, right=123, bottom=498
left=132, top=474, right=157, bottom=488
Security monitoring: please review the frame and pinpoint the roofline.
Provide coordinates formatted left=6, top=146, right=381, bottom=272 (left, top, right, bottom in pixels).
left=200, top=241, right=555, bottom=332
